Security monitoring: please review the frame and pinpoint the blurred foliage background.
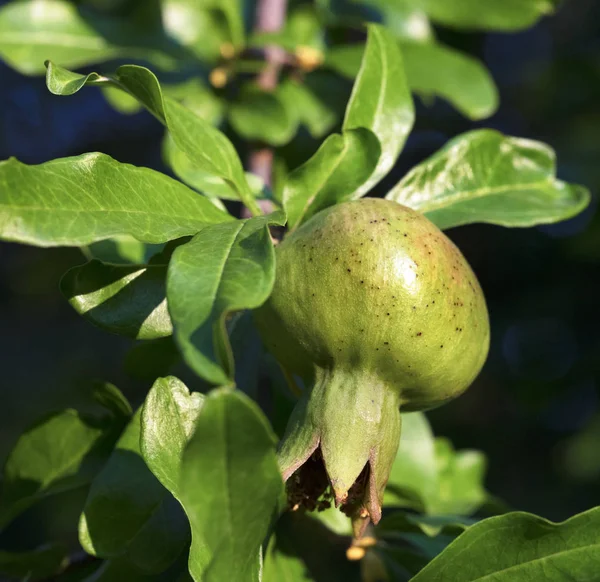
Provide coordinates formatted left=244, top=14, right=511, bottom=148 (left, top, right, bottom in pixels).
left=0, top=0, right=598, bottom=560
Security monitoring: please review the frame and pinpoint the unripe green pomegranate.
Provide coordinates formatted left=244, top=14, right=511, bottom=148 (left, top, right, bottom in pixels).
left=255, top=198, right=489, bottom=532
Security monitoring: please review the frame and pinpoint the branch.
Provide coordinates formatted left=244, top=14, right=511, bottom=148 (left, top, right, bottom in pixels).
left=247, top=0, right=288, bottom=194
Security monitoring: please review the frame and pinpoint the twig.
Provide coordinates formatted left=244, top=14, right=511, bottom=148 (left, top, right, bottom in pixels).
left=246, top=0, right=288, bottom=206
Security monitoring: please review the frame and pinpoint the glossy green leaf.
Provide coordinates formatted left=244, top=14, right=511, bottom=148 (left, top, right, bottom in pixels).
left=400, top=40, right=498, bottom=120
left=0, top=153, right=231, bottom=248
left=0, top=544, right=67, bottom=580
left=179, top=388, right=284, bottom=582
left=0, top=410, right=118, bottom=529
left=167, top=213, right=285, bottom=385
left=80, top=410, right=189, bottom=574
left=387, top=130, right=591, bottom=229
left=140, top=377, right=207, bottom=576
left=283, top=130, right=380, bottom=229
left=415, top=0, right=557, bottom=31
left=342, top=24, right=414, bottom=197
left=411, top=507, right=600, bottom=581
left=140, top=376, right=204, bottom=497
left=61, top=260, right=171, bottom=340
left=283, top=24, right=411, bottom=228
left=327, top=39, right=496, bottom=121
left=45, top=62, right=260, bottom=214
left=229, top=85, right=296, bottom=146
left=163, top=136, right=268, bottom=201
left=385, top=413, right=488, bottom=516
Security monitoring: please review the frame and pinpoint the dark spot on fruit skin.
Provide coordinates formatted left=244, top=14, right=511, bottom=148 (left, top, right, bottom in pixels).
left=440, top=345, right=444, bottom=348
left=360, top=280, right=364, bottom=284
left=384, top=342, right=389, bottom=345
left=347, top=269, right=351, bottom=273
left=416, top=332, right=422, bottom=337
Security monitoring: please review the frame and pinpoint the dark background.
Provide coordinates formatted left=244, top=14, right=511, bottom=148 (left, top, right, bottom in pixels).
left=0, top=0, right=599, bottom=553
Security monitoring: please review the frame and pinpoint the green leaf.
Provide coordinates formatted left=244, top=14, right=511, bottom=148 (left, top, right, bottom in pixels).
left=384, top=412, right=437, bottom=512
left=387, top=130, right=591, bottom=229
left=283, top=130, right=380, bottom=229
left=164, top=78, right=225, bottom=126
left=327, top=40, right=497, bottom=120
left=325, top=44, right=364, bottom=79
left=430, top=438, right=487, bottom=516
left=80, top=410, right=189, bottom=574
left=102, top=86, right=144, bottom=115
left=277, top=78, right=338, bottom=139
left=283, top=24, right=412, bottom=229
left=163, top=135, right=268, bottom=201
left=140, top=376, right=204, bottom=497
left=0, top=0, right=120, bottom=75
left=45, top=62, right=260, bottom=215
left=229, top=85, right=296, bottom=146
left=161, top=0, right=231, bottom=62
left=167, top=213, right=285, bottom=385
left=140, top=377, right=207, bottom=576
left=0, top=410, right=118, bottom=529
left=61, top=260, right=171, bottom=340
left=400, top=40, right=498, bottom=120
left=410, top=507, right=600, bottom=581
left=179, top=388, right=284, bottom=582
left=414, top=0, right=557, bottom=31
left=342, top=24, right=414, bottom=197
left=385, top=413, right=488, bottom=516
left=0, top=544, right=67, bottom=580
left=191, top=0, right=245, bottom=49
left=0, top=153, right=231, bottom=248
left=379, top=3, right=435, bottom=42
left=0, top=0, right=179, bottom=76
left=90, top=381, right=133, bottom=421
left=84, top=236, right=164, bottom=265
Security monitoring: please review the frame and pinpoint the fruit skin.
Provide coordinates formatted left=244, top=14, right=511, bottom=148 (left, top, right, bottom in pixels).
left=255, top=198, right=490, bottom=528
